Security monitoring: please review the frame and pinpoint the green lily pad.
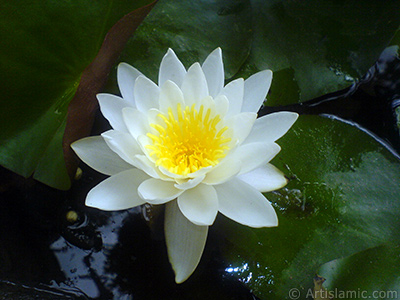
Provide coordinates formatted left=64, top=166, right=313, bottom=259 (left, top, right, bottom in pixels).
left=245, top=0, right=400, bottom=105
left=317, top=244, right=400, bottom=299
left=396, top=106, right=400, bottom=133
left=120, top=0, right=400, bottom=100
left=0, top=0, right=154, bottom=189
left=389, top=27, right=400, bottom=48
left=214, top=115, right=400, bottom=299
left=111, top=0, right=400, bottom=107
left=114, top=0, right=253, bottom=85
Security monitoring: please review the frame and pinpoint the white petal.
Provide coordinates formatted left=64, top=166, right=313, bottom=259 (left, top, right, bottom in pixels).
left=146, top=108, right=163, bottom=126
left=174, top=174, right=205, bottom=190
left=138, top=178, right=183, bottom=204
left=158, top=165, right=187, bottom=180
left=165, top=200, right=208, bottom=283
left=202, top=47, right=224, bottom=97
left=238, top=163, right=288, bottom=192
left=117, top=62, right=142, bottom=106
left=198, top=95, right=214, bottom=111
left=97, top=93, right=131, bottom=132
left=181, top=63, right=209, bottom=107
left=134, top=76, right=160, bottom=113
left=122, top=107, right=150, bottom=139
left=214, top=94, right=229, bottom=117
left=137, top=135, right=154, bottom=160
left=86, top=169, right=149, bottom=211
left=230, top=142, right=281, bottom=174
left=131, top=155, right=162, bottom=179
left=187, top=166, right=213, bottom=178
left=203, top=158, right=241, bottom=185
left=157, top=165, right=212, bottom=181
left=242, top=70, right=272, bottom=113
left=71, top=136, right=133, bottom=176
left=159, top=80, right=185, bottom=115
left=158, top=48, right=187, bottom=87
left=244, top=112, right=299, bottom=144
left=177, top=184, right=218, bottom=226
left=225, top=112, right=257, bottom=145
left=220, top=78, right=244, bottom=116
left=215, top=178, right=278, bottom=227
left=101, top=130, right=141, bottom=165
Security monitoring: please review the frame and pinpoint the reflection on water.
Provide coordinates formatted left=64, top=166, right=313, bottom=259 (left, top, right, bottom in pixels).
left=225, top=263, right=252, bottom=283
left=49, top=211, right=132, bottom=299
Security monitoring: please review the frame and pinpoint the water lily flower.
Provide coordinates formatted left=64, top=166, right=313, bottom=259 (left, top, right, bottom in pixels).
left=71, top=48, right=298, bottom=283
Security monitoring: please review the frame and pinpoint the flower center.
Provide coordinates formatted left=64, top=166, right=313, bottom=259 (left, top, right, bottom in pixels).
left=146, top=103, right=231, bottom=176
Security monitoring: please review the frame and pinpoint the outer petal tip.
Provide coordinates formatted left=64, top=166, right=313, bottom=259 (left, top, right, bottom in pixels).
left=202, top=48, right=224, bottom=97
left=242, top=69, right=273, bottom=113
left=166, top=48, right=176, bottom=55
left=117, top=62, right=143, bottom=106
left=117, top=62, right=129, bottom=69
left=165, top=201, right=208, bottom=284
left=265, top=69, right=273, bottom=78
left=159, top=48, right=187, bottom=87
left=84, top=169, right=148, bottom=211
left=208, top=47, right=222, bottom=59
left=71, top=136, right=134, bottom=176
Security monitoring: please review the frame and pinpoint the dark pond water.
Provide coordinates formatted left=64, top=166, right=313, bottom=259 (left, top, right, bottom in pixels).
left=0, top=165, right=262, bottom=300
left=0, top=46, right=399, bottom=299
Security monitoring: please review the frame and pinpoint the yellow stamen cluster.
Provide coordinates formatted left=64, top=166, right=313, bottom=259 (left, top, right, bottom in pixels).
left=146, top=103, right=231, bottom=176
